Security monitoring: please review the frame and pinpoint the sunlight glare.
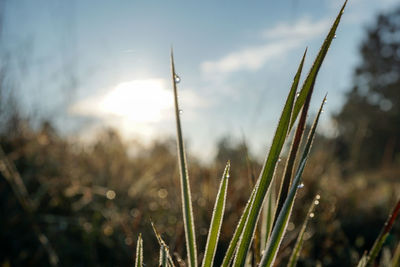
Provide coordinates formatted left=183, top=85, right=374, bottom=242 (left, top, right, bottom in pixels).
left=99, top=79, right=172, bottom=123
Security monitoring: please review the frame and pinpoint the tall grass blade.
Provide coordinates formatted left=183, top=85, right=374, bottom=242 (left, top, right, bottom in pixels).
left=260, top=179, right=276, bottom=252
left=221, top=187, right=257, bottom=267
left=171, top=49, right=198, bottom=267
left=274, top=55, right=313, bottom=231
left=201, top=161, right=231, bottom=267
left=259, top=158, right=307, bottom=267
left=160, top=244, right=168, bottom=267
left=290, top=0, right=347, bottom=131
left=135, top=234, right=143, bottom=267
left=287, top=194, right=321, bottom=267
left=232, top=49, right=303, bottom=267
left=366, top=199, right=400, bottom=266
left=258, top=97, right=326, bottom=267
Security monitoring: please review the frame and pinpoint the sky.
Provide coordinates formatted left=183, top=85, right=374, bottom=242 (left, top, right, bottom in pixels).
left=1, top=0, right=399, bottom=161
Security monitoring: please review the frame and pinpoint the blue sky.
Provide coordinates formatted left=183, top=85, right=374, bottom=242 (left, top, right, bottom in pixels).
left=2, top=0, right=399, bottom=161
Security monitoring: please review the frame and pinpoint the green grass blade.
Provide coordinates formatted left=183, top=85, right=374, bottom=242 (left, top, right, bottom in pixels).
left=135, top=234, right=143, bottom=267
left=260, top=179, right=276, bottom=252
left=259, top=158, right=307, bottom=267
left=221, top=186, right=257, bottom=267
left=232, top=50, right=303, bottom=267
left=287, top=194, right=320, bottom=267
left=171, top=49, right=198, bottom=267
left=274, top=59, right=313, bottom=233
left=259, top=97, right=326, bottom=267
left=201, top=161, right=231, bottom=267
left=160, top=244, right=168, bottom=267
left=366, top=199, right=400, bottom=266
left=290, top=0, right=347, bottom=131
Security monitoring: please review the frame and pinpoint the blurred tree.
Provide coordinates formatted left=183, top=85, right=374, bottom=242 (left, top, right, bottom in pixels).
left=334, top=7, right=400, bottom=170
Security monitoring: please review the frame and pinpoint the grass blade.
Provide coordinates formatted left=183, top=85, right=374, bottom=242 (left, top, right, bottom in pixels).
left=171, top=49, right=197, bottom=267
left=160, top=244, right=168, bottom=267
left=290, top=0, right=347, bottom=131
left=287, top=194, right=321, bottom=267
left=259, top=158, right=307, bottom=267
left=135, top=234, right=143, bottom=267
left=232, top=49, right=304, bottom=267
left=274, top=54, right=313, bottom=232
left=366, top=198, right=400, bottom=266
left=260, top=179, right=276, bottom=252
left=201, top=161, right=231, bottom=267
left=221, top=186, right=257, bottom=267
left=259, top=97, right=326, bottom=267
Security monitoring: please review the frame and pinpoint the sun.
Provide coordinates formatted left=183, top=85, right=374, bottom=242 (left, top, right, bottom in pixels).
left=98, top=79, right=173, bottom=123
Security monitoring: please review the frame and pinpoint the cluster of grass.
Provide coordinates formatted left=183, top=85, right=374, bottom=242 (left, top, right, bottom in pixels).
left=135, top=1, right=400, bottom=266
left=0, top=1, right=399, bottom=266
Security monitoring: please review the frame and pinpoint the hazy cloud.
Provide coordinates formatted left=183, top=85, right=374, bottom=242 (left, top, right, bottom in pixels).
left=261, top=17, right=330, bottom=40
left=201, top=17, right=330, bottom=76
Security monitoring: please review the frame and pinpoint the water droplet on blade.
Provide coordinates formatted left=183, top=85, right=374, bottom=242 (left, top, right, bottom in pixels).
left=297, top=183, right=304, bottom=189
left=179, top=109, right=183, bottom=114
left=314, top=200, right=320, bottom=205
left=174, top=74, right=181, bottom=83
left=316, top=194, right=321, bottom=200
left=334, top=34, right=337, bottom=39
left=309, top=212, right=315, bottom=218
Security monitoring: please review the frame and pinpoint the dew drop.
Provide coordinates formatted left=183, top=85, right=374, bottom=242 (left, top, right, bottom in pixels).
left=309, top=212, right=315, bottom=218
left=296, top=92, right=300, bottom=97
left=316, top=194, right=321, bottom=200
left=278, top=157, right=281, bottom=162
left=314, top=200, right=320, bottom=205
left=333, top=34, right=337, bottom=39
left=297, top=183, right=304, bottom=189
left=179, top=109, right=183, bottom=114
left=174, top=74, right=181, bottom=83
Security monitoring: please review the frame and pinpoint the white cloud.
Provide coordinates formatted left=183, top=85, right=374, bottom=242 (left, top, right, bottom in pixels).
left=201, top=41, right=299, bottom=74
left=200, top=17, right=330, bottom=76
left=262, top=17, right=330, bottom=40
